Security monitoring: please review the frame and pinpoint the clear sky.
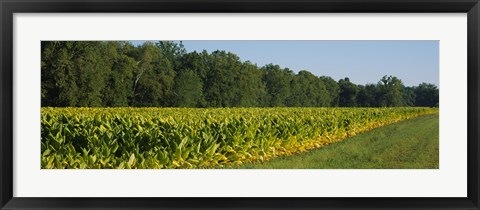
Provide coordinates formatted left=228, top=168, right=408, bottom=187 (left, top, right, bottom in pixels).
left=130, top=40, right=438, bottom=87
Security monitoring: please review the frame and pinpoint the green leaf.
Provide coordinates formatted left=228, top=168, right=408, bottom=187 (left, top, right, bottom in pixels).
left=42, top=149, right=51, bottom=157
left=128, top=153, right=135, bottom=167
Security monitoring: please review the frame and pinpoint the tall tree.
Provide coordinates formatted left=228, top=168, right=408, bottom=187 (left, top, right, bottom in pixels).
left=74, top=42, right=112, bottom=107
left=102, top=42, right=136, bottom=106
left=338, top=77, right=358, bottom=107
left=176, top=51, right=208, bottom=107
left=234, top=61, right=267, bottom=107
left=287, top=70, right=329, bottom=107
left=414, top=83, right=439, bottom=107
left=403, top=86, right=416, bottom=107
left=172, top=69, right=204, bottom=107
left=156, top=41, right=186, bottom=71
left=41, top=41, right=80, bottom=106
left=319, top=76, right=340, bottom=107
left=262, top=64, right=293, bottom=107
left=357, top=84, right=378, bottom=107
left=204, top=51, right=242, bottom=107
left=377, top=75, right=404, bottom=107
left=41, top=41, right=439, bottom=109
left=131, top=42, right=175, bottom=106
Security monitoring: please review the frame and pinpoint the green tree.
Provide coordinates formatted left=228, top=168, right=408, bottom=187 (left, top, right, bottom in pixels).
left=156, top=41, right=186, bottom=71
left=173, top=69, right=204, bottom=107
left=41, top=41, right=435, bottom=109
left=402, top=86, right=416, bottom=107
left=357, top=84, right=378, bottom=107
left=131, top=42, right=175, bottom=106
left=42, top=41, right=112, bottom=107
left=262, top=64, right=293, bottom=107
left=377, top=75, right=404, bottom=107
left=41, top=41, right=80, bottom=106
left=319, top=76, right=340, bottom=107
left=414, top=83, right=439, bottom=107
left=234, top=61, right=267, bottom=107
left=287, top=70, right=329, bottom=107
left=102, top=42, right=136, bottom=106
left=286, top=74, right=302, bottom=107
left=338, top=77, right=358, bottom=107
left=75, top=42, right=112, bottom=107
left=203, top=51, right=243, bottom=107
left=175, top=51, right=209, bottom=107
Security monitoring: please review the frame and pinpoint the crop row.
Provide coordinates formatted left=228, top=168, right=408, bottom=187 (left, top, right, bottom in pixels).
left=41, top=107, right=438, bottom=169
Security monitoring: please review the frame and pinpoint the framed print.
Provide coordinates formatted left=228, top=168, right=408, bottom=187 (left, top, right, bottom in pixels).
left=1, top=0, right=479, bottom=209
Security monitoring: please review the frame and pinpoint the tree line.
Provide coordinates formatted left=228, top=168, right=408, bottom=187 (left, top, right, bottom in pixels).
left=41, top=41, right=439, bottom=108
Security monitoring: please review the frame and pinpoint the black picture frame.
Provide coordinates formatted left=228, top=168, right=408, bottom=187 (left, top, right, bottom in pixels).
left=1, top=0, right=479, bottom=209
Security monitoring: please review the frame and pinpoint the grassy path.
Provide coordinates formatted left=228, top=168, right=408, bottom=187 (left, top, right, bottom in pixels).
left=234, top=113, right=439, bottom=169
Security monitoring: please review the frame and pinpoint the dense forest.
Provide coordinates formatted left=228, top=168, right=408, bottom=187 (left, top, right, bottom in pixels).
left=41, top=41, right=439, bottom=108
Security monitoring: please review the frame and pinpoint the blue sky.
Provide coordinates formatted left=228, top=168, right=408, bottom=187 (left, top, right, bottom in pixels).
left=130, top=40, right=438, bottom=87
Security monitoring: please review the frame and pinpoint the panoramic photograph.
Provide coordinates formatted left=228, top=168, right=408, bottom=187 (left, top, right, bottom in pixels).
left=41, top=40, right=439, bottom=169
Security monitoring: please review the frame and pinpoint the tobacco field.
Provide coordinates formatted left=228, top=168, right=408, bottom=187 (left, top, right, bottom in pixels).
left=41, top=107, right=438, bottom=169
